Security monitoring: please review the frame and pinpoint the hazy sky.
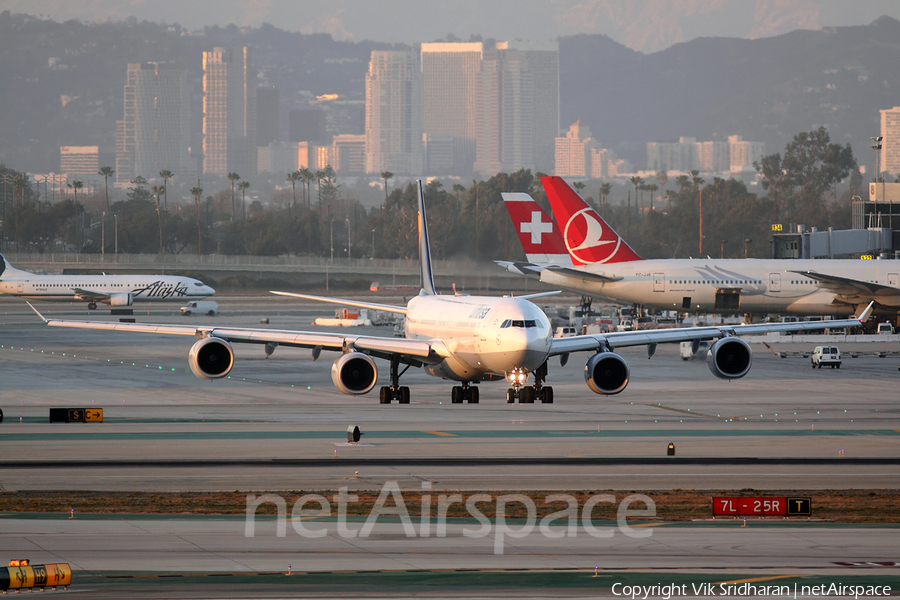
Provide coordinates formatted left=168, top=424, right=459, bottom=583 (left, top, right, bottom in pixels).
left=7, top=0, right=900, bottom=52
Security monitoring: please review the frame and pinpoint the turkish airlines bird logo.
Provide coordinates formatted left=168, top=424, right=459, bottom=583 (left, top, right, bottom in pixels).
left=563, top=208, right=621, bottom=264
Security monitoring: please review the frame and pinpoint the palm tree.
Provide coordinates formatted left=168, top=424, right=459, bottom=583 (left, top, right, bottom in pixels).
left=381, top=171, right=393, bottom=200
left=286, top=171, right=301, bottom=213
left=98, top=166, right=114, bottom=213
left=151, top=185, right=165, bottom=255
left=691, top=171, right=705, bottom=255
left=238, top=180, right=250, bottom=219
left=655, top=170, right=668, bottom=190
left=646, top=183, right=658, bottom=211
left=629, top=176, right=644, bottom=213
left=227, top=172, right=241, bottom=218
left=190, top=186, right=203, bottom=254
left=452, top=183, right=466, bottom=212
left=599, top=182, right=612, bottom=207
left=572, top=181, right=585, bottom=193
left=158, top=169, right=173, bottom=210
left=301, top=168, right=315, bottom=211
left=67, top=179, right=83, bottom=205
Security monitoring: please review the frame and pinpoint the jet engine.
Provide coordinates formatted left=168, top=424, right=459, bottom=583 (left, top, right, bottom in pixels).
left=107, top=293, right=133, bottom=307
left=584, top=351, right=629, bottom=395
left=706, top=337, right=752, bottom=380
left=331, top=352, right=378, bottom=395
left=189, top=336, right=235, bottom=379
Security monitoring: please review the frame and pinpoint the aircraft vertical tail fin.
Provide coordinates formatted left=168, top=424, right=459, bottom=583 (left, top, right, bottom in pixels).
left=501, top=193, right=573, bottom=266
left=0, top=253, right=27, bottom=278
left=416, top=180, right=437, bottom=296
left=541, top=176, right=643, bottom=265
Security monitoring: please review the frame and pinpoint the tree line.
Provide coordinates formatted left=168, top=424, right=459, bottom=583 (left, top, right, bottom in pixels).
left=0, top=127, right=865, bottom=262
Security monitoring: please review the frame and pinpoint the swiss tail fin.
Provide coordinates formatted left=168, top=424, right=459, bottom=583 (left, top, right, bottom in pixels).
left=501, top=193, right=573, bottom=266
left=416, top=180, right=437, bottom=296
left=541, top=176, right=643, bottom=265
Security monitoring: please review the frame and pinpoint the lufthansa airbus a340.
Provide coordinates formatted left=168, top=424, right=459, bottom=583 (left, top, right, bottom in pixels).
left=29, top=181, right=870, bottom=403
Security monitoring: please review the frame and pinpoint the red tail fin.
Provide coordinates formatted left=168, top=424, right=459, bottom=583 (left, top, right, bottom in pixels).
left=502, top=193, right=572, bottom=265
left=542, top=176, right=643, bottom=265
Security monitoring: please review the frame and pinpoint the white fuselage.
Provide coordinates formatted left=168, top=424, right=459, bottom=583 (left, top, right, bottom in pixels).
left=541, top=258, right=900, bottom=315
left=404, top=294, right=552, bottom=382
left=0, top=271, right=215, bottom=303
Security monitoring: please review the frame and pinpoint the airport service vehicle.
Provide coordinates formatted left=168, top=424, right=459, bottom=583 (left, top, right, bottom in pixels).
left=28, top=182, right=872, bottom=404
left=0, top=254, right=215, bottom=310
left=680, top=340, right=711, bottom=360
left=554, top=326, right=577, bottom=338
left=500, top=176, right=900, bottom=319
left=877, top=322, right=894, bottom=334
left=811, top=346, right=842, bottom=369
left=181, top=301, right=219, bottom=316
left=615, top=319, right=634, bottom=332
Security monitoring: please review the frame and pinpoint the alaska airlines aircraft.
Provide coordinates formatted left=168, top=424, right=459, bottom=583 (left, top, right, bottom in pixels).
left=0, top=254, right=215, bottom=309
left=500, top=176, right=900, bottom=317
left=28, top=181, right=869, bottom=402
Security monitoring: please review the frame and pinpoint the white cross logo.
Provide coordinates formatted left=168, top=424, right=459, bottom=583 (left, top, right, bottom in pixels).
left=520, top=211, right=553, bottom=244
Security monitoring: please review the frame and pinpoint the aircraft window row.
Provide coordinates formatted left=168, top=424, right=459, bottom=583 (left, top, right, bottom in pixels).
left=500, top=319, right=538, bottom=328
left=672, top=280, right=762, bottom=285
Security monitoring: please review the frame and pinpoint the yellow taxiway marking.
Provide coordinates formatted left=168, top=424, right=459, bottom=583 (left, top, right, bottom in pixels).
left=648, top=404, right=734, bottom=421
left=716, top=575, right=805, bottom=585
left=422, top=430, right=457, bottom=437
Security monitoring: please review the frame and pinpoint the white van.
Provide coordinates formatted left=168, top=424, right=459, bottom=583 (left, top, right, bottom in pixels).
left=181, top=300, right=218, bottom=316
left=811, top=346, right=841, bottom=369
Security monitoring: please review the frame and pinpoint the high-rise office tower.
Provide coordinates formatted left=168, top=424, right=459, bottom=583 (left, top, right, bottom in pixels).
left=421, top=42, right=481, bottom=174
left=256, top=86, right=280, bottom=147
left=555, top=121, right=594, bottom=178
left=202, top=47, right=256, bottom=176
left=365, top=50, right=424, bottom=175
left=289, top=109, right=327, bottom=144
left=116, top=62, right=193, bottom=184
left=475, top=41, right=559, bottom=176
left=881, top=106, right=900, bottom=177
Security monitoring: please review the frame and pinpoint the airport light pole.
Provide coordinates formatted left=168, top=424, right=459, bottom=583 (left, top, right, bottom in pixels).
left=346, top=218, right=351, bottom=259
left=744, top=238, right=752, bottom=259
left=114, top=214, right=118, bottom=263
left=871, top=136, right=883, bottom=200
left=371, top=229, right=375, bottom=259
left=720, top=239, right=728, bottom=259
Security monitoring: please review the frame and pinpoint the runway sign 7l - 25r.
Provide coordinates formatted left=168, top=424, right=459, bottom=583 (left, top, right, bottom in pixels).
left=712, top=497, right=811, bottom=516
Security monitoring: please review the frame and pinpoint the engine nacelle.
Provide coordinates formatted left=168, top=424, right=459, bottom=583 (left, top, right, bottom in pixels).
left=584, top=351, right=630, bottom=395
left=107, top=293, right=133, bottom=307
left=331, top=352, right=378, bottom=395
left=189, top=336, right=235, bottom=379
left=706, top=337, right=752, bottom=380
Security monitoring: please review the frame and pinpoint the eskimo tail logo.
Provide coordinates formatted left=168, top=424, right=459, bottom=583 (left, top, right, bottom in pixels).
left=132, top=280, right=189, bottom=298
left=563, top=208, right=621, bottom=264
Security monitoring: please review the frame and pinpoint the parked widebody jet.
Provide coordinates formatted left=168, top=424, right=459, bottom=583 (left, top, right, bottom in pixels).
left=29, top=181, right=869, bottom=401
left=500, top=176, right=900, bottom=318
left=0, top=254, right=214, bottom=309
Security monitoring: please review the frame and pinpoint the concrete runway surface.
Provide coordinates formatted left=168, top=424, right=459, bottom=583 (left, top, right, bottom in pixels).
left=0, top=296, right=898, bottom=598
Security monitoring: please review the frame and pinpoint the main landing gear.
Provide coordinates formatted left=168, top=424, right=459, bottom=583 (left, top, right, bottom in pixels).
left=451, top=382, right=479, bottom=404
left=379, top=356, right=410, bottom=404
left=506, top=362, right=554, bottom=404
left=88, top=302, right=98, bottom=310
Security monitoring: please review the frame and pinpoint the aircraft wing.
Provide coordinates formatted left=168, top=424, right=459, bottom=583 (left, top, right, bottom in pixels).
left=495, top=261, right=621, bottom=283
left=790, top=270, right=900, bottom=303
left=27, top=303, right=444, bottom=365
left=549, top=304, right=872, bottom=355
left=270, top=291, right=408, bottom=315
left=71, top=287, right=112, bottom=302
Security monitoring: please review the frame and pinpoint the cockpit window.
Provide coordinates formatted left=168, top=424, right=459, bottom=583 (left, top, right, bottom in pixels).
left=524, top=320, right=536, bottom=328
left=501, top=319, right=511, bottom=328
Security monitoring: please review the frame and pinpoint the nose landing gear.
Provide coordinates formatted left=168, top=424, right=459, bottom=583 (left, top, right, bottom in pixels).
left=506, top=362, right=553, bottom=404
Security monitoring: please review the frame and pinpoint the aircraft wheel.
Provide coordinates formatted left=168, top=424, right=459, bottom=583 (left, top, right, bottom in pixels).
left=837, top=364, right=841, bottom=369
left=379, top=386, right=391, bottom=404
left=818, top=364, right=822, bottom=369
left=467, top=387, right=479, bottom=404
left=506, top=388, right=516, bottom=404
left=811, top=363, right=815, bottom=369
left=88, top=302, right=97, bottom=310
left=521, top=386, right=535, bottom=404
left=451, top=386, right=463, bottom=404
left=399, top=386, right=410, bottom=404
left=542, top=386, right=554, bottom=404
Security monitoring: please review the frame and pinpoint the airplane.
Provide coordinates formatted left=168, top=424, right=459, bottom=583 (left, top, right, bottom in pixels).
left=499, top=176, right=900, bottom=318
left=28, top=181, right=871, bottom=402
left=0, top=254, right=215, bottom=310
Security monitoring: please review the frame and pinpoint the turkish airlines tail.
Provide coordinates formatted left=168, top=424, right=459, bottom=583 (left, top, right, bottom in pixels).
left=501, top=193, right=573, bottom=266
left=541, top=176, right=643, bottom=265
